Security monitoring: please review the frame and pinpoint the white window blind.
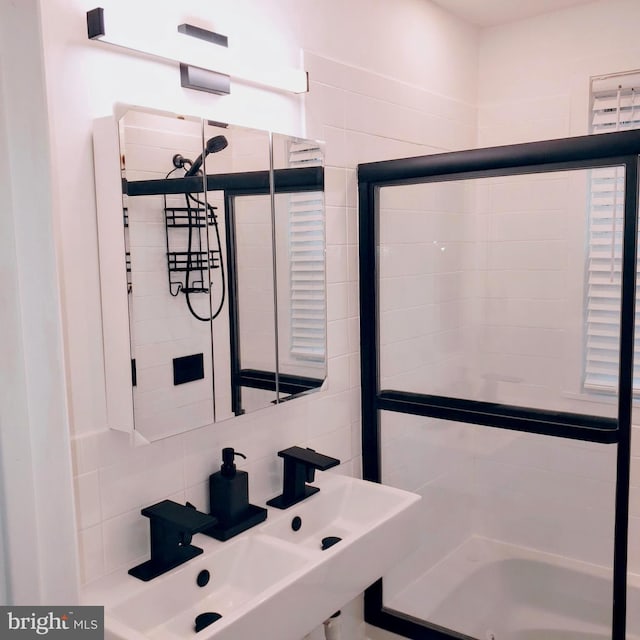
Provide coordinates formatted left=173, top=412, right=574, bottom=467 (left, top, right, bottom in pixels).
left=287, top=139, right=326, bottom=362
left=585, top=72, right=640, bottom=391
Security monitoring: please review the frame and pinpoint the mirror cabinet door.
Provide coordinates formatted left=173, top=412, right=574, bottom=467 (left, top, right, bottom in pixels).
left=104, top=108, right=326, bottom=440
left=120, top=110, right=213, bottom=440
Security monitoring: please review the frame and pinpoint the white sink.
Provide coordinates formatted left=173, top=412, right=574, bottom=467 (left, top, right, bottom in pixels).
left=107, top=535, right=310, bottom=639
left=84, top=474, right=421, bottom=640
left=259, top=473, right=417, bottom=552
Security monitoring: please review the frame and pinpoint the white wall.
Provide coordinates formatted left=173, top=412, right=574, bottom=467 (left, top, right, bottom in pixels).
left=1, top=3, right=480, bottom=638
left=478, top=0, right=640, bottom=144
left=0, top=0, right=79, bottom=605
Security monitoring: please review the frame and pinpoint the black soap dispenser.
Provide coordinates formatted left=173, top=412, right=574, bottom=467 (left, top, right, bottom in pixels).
left=210, top=448, right=248, bottom=526
left=204, top=448, right=267, bottom=541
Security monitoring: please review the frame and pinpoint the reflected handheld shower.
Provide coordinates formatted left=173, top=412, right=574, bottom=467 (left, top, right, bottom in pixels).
left=172, top=136, right=228, bottom=173
left=165, top=133, right=229, bottom=322
left=184, top=135, right=229, bottom=176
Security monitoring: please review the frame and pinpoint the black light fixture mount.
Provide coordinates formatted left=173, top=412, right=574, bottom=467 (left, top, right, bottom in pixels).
left=177, top=23, right=230, bottom=96
left=85, top=7, right=308, bottom=94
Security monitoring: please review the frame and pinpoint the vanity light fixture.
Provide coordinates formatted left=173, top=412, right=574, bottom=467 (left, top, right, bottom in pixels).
left=86, top=7, right=309, bottom=95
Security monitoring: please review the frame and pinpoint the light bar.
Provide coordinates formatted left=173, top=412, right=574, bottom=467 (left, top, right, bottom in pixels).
left=86, top=8, right=309, bottom=95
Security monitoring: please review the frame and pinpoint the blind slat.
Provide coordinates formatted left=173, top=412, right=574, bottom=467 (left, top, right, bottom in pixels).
left=585, top=73, right=638, bottom=392
left=287, top=139, right=326, bottom=363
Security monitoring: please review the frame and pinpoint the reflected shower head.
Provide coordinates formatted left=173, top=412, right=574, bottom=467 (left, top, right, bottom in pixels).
left=184, top=135, right=229, bottom=176
left=205, top=135, right=228, bottom=154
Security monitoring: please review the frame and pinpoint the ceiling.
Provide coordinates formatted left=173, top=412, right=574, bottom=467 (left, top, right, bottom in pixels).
left=430, top=0, right=595, bottom=27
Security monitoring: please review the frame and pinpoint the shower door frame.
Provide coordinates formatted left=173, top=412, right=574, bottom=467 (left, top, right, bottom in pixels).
left=358, top=129, right=640, bottom=640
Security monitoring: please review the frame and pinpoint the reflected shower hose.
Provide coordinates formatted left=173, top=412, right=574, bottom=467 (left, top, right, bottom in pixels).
left=164, top=166, right=226, bottom=322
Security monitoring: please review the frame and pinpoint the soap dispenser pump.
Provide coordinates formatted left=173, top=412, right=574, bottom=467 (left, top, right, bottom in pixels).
left=221, top=447, right=244, bottom=477
left=204, top=448, right=267, bottom=541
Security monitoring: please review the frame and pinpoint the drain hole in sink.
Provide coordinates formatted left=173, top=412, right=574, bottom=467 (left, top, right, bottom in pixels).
left=321, top=536, right=342, bottom=550
left=194, top=612, right=222, bottom=632
left=196, top=570, right=210, bottom=587
left=291, top=516, right=302, bottom=531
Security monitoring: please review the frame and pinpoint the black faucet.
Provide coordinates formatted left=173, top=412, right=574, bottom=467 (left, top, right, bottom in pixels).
left=267, top=446, right=340, bottom=509
left=128, top=500, right=217, bottom=581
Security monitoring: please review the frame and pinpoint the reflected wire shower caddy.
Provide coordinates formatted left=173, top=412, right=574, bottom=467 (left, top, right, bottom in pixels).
left=164, top=203, right=221, bottom=296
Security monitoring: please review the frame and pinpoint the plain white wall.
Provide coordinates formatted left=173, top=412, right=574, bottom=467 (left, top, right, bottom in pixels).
left=0, top=0, right=78, bottom=604
left=478, top=0, right=640, bottom=144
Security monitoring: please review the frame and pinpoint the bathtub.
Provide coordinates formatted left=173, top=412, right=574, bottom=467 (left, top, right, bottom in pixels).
left=385, top=537, right=640, bottom=640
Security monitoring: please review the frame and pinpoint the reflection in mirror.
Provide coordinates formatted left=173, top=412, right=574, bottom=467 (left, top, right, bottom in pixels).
left=232, top=194, right=277, bottom=413
left=223, top=131, right=327, bottom=414
left=202, top=121, right=275, bottom=418
left=272, top=134, right=327, bottom=399
left=104, top=108, right=326, bottom=441
left=119, top=110, right=215, bottom=440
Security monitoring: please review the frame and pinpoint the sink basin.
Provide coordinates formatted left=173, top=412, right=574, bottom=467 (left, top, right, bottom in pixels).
left=85, top=474, right=421, bottom=640
left=107, top=535, right=309, bottom=639
left=259, top=473, right=415, bottom=552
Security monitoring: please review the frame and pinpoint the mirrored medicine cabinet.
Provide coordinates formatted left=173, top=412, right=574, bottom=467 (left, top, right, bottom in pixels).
left=93, top=106, right=327, bottom=442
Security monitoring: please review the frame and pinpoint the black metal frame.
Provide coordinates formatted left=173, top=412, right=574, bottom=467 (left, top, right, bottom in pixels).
left=358, top=129, right=640, bottom=640
left=125, top=167, right=324, bottom=198
left=236, top=369, right=324, bottom=396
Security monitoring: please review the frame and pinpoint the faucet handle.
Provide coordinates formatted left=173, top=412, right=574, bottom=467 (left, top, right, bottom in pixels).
left=141, top=499, right=217, bottom=534
left=277, top=446, right=340, bottom=471
left=267, top=446, right=340, bottom=510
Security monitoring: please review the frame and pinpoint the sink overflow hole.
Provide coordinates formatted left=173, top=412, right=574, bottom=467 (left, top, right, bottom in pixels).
left=196, top=570, right=210, bottom=587
left=321, top=536, right=342, bottom=550
left=194, top=612, right=221, bottom=633
left=291, top=516, right=302, bottom=531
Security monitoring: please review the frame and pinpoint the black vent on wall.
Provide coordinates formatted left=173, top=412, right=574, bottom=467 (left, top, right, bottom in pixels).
left=173, top=353, right=205, bottom=386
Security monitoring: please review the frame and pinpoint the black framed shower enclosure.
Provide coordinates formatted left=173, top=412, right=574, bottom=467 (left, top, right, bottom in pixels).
left=358, top=130, right=640, bottom=640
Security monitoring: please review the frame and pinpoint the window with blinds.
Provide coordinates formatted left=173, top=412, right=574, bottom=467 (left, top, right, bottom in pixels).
left=287, top=139, right=326, bottom=362
left=585, top=71, right=640, bottom=391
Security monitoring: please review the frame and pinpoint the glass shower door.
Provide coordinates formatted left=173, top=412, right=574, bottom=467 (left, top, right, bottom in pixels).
left=359, top=133, right=640, bottom=640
